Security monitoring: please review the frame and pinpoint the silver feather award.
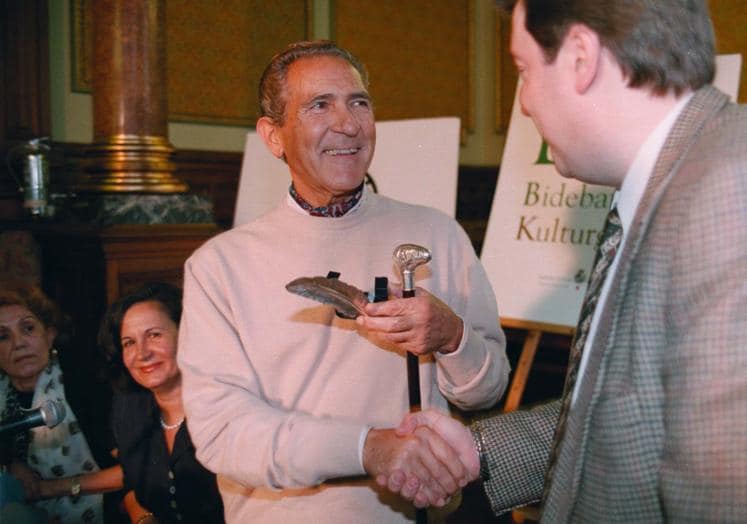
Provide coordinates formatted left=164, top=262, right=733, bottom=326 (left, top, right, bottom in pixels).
left=285, top=276, right=369, bottom=319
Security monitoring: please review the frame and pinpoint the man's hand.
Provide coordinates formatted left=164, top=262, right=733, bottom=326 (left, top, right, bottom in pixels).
left=356, top=287, right=464, bottom=355
left=397, top=410, right=480, bottom=481
left=381, top=410, right=481, bottom=505
left=363, top=427, right=469, bottom=508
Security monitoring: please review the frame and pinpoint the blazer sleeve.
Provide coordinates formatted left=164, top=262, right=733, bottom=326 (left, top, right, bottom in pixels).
left=473, top=400, right=559, bottom=515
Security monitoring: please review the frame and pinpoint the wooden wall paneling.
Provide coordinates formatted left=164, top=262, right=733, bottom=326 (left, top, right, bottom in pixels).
left=70, top=0, right=92, bottom=92
left=29, top=222, right=219, bottom=354
left=98, top=224, right=220, bottom=300
left=33, top=226, right=108, bottom=383
left=172, top=149, right=242, bottom=229
left=166, top=0, right=310, bottom=125
left=0, top=0, right=6, bottom=150
left=1, top=0, right=51, bottom=216
left=333, top=0, right=473, bottom=140
left=2, top=0, right=50, bottom=141
left=710, top=0, right=747, bottom=103
left=495, top=7, right=517, bottom=133
left=72, top=0, right=311, bottom=125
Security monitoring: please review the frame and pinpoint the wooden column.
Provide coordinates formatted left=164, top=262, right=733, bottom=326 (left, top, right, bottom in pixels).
left=0, top=0, right=51, bottom=218
left=77, top=0, right=186, bottom=193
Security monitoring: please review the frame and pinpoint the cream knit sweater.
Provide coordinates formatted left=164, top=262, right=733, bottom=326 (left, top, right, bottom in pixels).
left=179, top=189, right=509, bottom=523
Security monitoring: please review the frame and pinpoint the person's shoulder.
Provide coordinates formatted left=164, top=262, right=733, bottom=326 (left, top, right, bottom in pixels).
left=111, top=388, right=155, bottom=443
left=191, top=204, right=292, bottom=258
left=688, top=86, right=747, bottom=139
left=186, top=219, right=271, bottom=271
left=371, top=193, right=456, bottom=224
left=688, top=92, right=747, bottom=169
left=113, top=388, right=153, bottom=415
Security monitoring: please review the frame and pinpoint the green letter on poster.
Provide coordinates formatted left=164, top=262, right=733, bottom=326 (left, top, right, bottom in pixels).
left=535, top=141, right=553, bottom=165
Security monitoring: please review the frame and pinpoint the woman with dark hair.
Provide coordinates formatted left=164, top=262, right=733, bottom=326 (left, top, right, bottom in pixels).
left=0, top=280, right=122, bottom=523
left=100, top=282, right=223, bottom=524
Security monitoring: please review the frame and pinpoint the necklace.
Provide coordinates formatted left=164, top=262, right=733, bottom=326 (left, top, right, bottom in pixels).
left=159, top=415, right=184, bottom=431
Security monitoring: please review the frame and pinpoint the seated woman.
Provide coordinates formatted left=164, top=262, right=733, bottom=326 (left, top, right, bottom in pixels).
left=99, top=282, right=224, bottom=524
left=0, top=281, right=122, bottom=523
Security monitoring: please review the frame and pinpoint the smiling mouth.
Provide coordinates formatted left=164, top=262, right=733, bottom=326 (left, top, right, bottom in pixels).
left=323, top=147, right=360, bottom=156
left=139, top=364, right=161, bottom=374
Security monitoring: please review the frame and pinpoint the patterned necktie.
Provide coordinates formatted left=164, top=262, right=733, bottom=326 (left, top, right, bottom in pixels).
left=540, top=206, right=623, bottom=506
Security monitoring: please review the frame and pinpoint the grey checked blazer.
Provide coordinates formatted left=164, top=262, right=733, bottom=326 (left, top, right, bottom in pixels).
left=474, top=86, right=747, bottom=522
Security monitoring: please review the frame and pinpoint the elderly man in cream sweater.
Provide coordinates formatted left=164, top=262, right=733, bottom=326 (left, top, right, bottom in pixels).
left=178, top=40, right=510, bottom=524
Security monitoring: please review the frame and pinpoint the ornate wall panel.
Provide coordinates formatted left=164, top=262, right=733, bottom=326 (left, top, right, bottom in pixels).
left=711, top=0, right=747, bottom=104
left=495, top=9, right=517, bottom=133
left=333, top=0, right=473, bottom=135
left=71, top=0, right=92, bottom=92
left=72, top=0, right=310, bottom=125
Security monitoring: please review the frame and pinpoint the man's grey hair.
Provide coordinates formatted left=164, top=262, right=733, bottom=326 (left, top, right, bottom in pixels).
left=258, top=40, right=369, bottom=125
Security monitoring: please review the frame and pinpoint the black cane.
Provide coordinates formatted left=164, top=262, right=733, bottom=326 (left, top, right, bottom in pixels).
left=393, top=243, right=432, bottom=524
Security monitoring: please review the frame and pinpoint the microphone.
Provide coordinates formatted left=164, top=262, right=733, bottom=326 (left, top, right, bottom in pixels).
left=0, top=400, right=66, bottom=437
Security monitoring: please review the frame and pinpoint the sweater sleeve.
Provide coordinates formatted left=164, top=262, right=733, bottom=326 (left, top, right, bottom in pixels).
left=178, top=256, right=368, bottom=490
left=433, top=226, right=510, bottom=411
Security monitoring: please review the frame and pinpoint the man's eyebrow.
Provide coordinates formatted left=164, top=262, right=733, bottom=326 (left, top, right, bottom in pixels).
left=304, top=91, right=371, bottom=106
left=349, top=91, right=371, bottom=100
left=308, top=93, right=334, bottom=102
left=301, top=93, right=334, bottom=108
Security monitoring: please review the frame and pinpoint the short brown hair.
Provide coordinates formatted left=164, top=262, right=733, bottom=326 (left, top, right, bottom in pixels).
left=0, top=280, right=62, bottom=332
left=498, top=0, right=715, bottom=96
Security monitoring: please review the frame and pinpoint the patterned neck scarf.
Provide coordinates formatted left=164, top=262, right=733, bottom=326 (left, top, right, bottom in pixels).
left=289, top=182, right=364, bottom=217
left=0, top=359, right=103, bottom=523
left=1, top=385, right=33, bottom=462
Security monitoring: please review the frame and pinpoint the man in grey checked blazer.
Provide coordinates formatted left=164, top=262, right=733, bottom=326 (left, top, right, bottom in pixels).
left=382, top=0, right=747, bottom=521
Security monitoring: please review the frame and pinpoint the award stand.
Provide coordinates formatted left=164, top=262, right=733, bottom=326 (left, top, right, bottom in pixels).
left=501, top=318, right=574, bottom=413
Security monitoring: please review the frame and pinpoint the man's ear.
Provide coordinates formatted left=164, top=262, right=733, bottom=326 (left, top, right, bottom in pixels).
left=256, top=116, right=284, bottom=159
left=564, top=23, right=602, bottom=94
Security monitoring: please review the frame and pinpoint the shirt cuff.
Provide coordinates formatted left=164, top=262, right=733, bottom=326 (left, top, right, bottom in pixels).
left=358, top=425, right=372, bottom=472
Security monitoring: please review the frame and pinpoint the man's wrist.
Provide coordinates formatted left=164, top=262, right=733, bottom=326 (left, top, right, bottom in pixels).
left=438, top=317, right=465, bottom=355
left=470, top=422, right=490, bottom=482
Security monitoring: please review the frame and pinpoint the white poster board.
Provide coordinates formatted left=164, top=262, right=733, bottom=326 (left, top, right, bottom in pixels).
left=233, top=117, right=461, bottom=226
left=481, top=54, right=742, bottom=327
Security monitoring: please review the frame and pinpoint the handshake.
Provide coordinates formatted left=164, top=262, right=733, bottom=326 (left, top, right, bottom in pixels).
left=363, top=410, right=481, bottom=508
